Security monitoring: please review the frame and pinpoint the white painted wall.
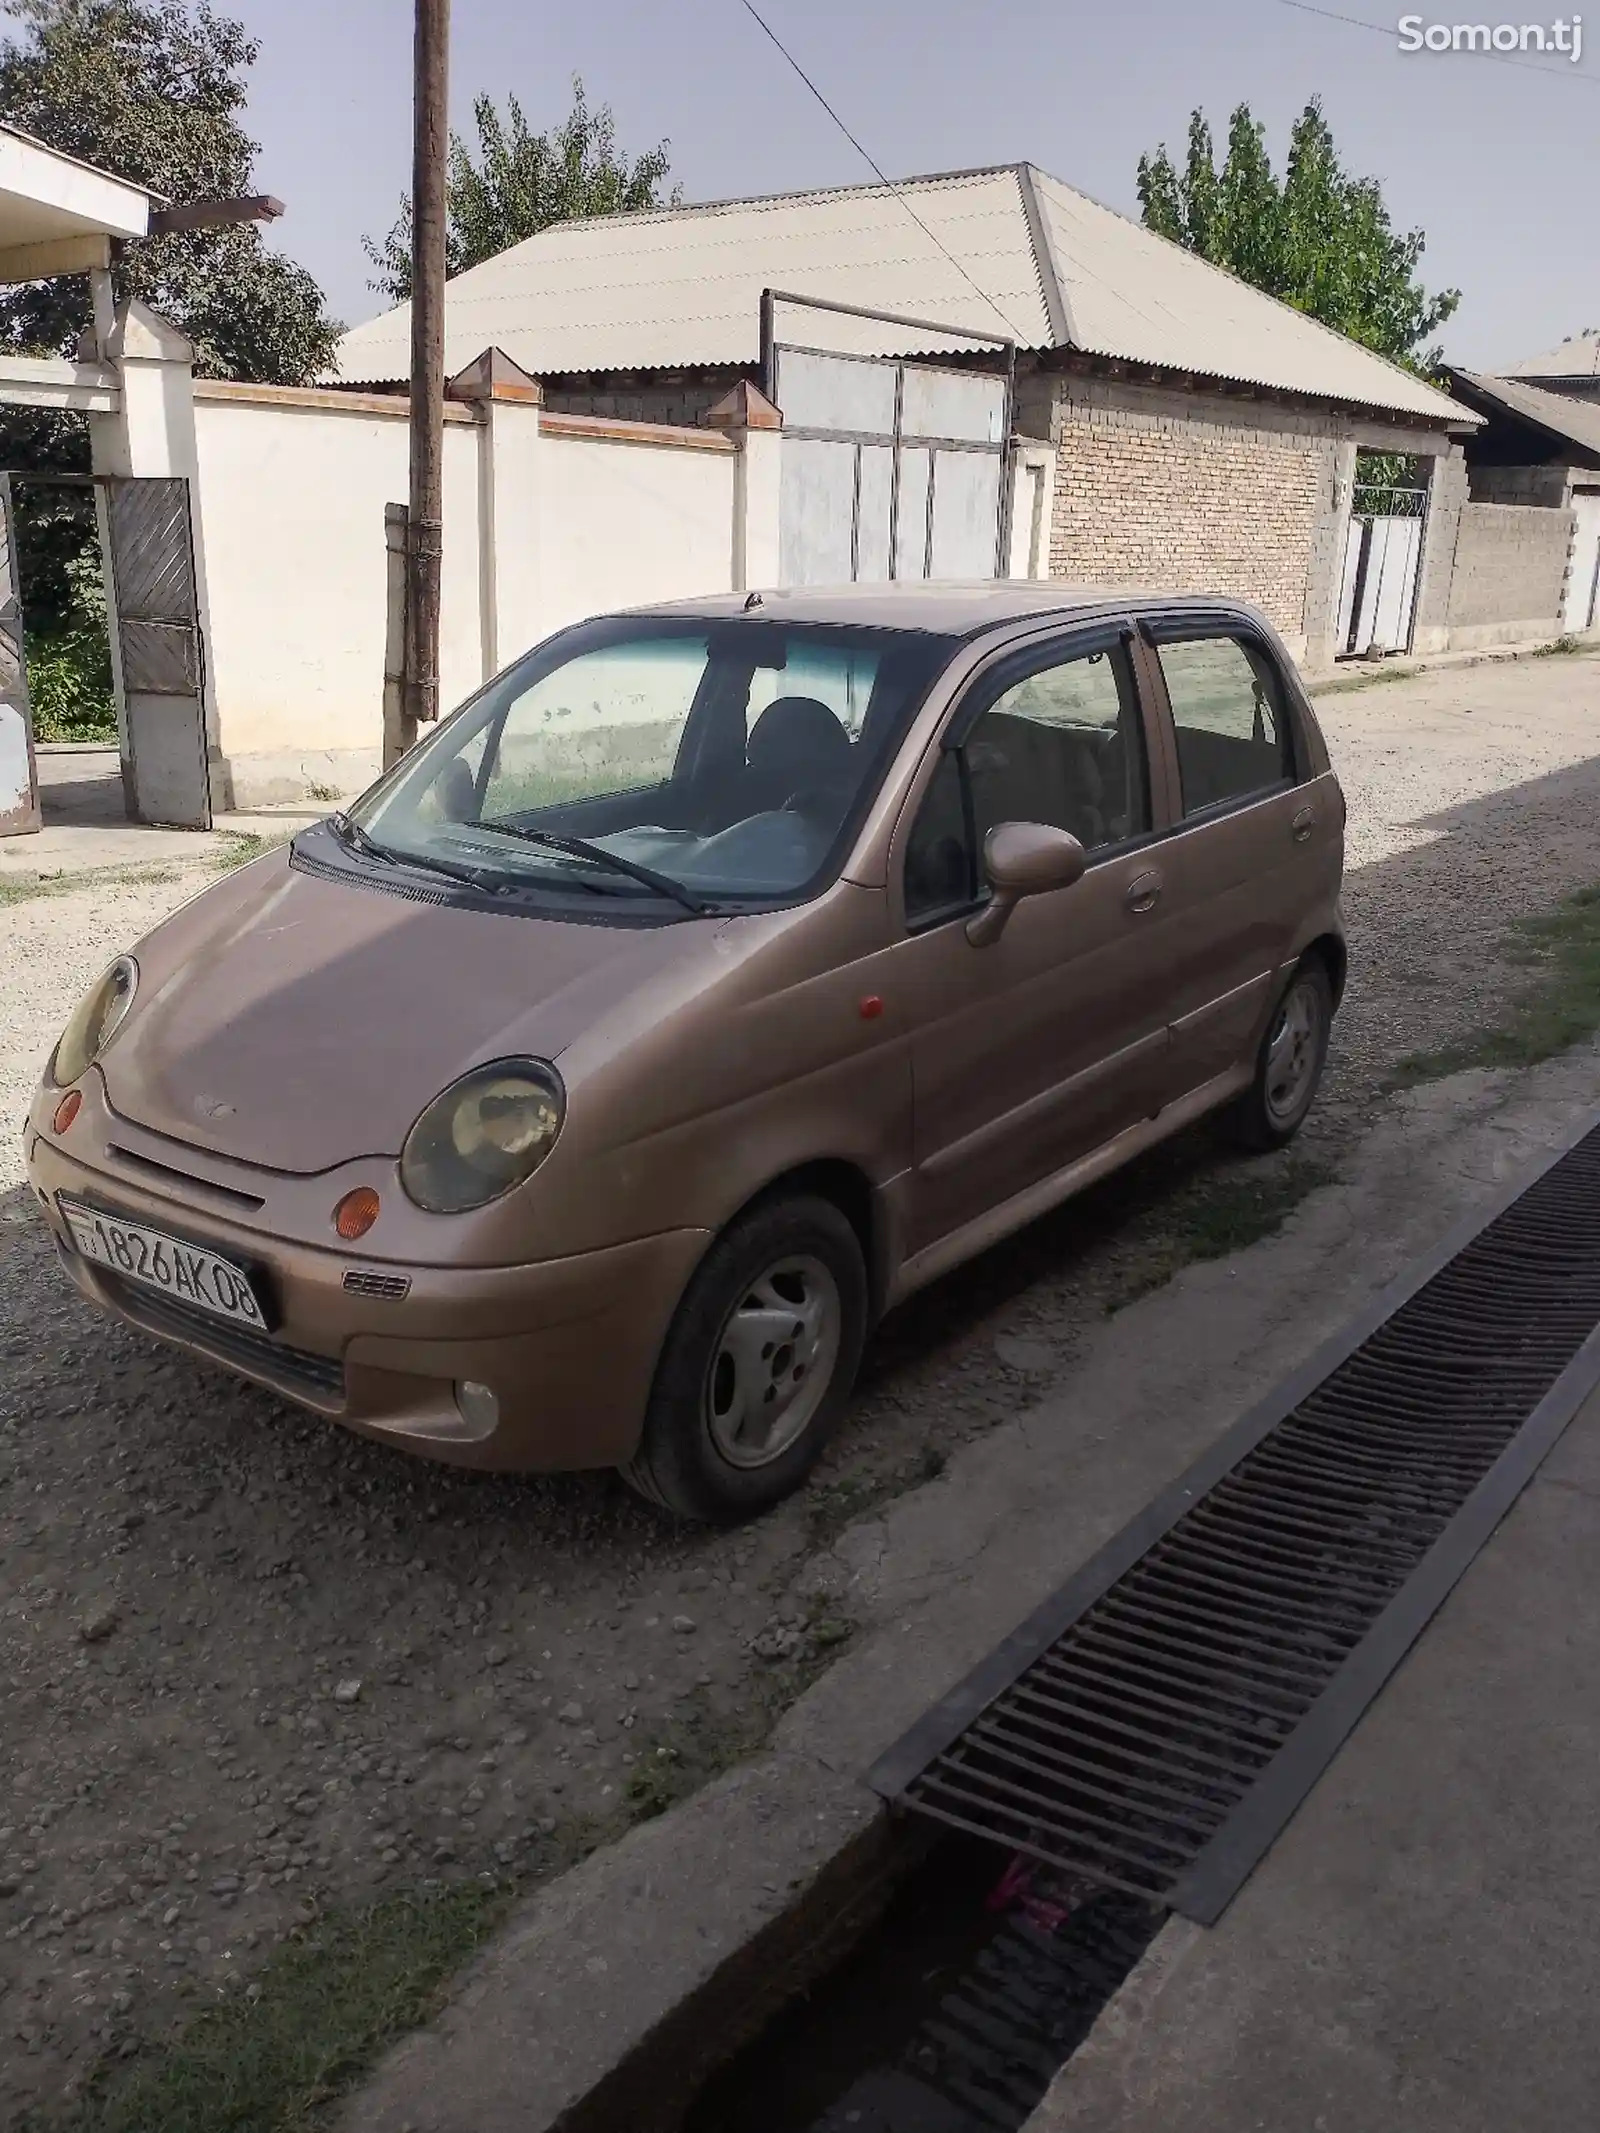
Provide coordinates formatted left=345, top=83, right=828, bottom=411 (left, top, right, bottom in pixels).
left=189, top=387, right=754, bottom=805
left=528, top=425, right=739, bottom=640
left=193, top=395, right=484, bottom=770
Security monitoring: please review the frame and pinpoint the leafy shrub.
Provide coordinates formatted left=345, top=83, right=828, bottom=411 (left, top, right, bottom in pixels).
left=27, top=544, right=115, bottom=742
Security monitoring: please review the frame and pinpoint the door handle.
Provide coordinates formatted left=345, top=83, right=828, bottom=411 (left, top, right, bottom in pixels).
left=1291, top=806, right=1316, bottom=843
left=1125, top=869, right=1163, bottom=915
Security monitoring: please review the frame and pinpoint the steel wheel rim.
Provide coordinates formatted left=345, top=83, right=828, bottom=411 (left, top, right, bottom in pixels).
left=704, top=1254, right=842, bottom=1469
left=1264, top=977, right=1323, bottom=1124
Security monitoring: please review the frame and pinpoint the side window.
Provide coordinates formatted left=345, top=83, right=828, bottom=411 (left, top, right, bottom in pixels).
left=903, top=640, right=1149, bottom=927
left=904, top=751, right=972, bottom=922
left=1155, top=636, right=1295, bottom=818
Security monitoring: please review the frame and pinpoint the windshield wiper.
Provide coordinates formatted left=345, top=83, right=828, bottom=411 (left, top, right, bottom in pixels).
left=480, top=821, right=710, bottom=916
left=332, top=813, right=504, bottom=893
left=332, top=812, right=394, bottom=862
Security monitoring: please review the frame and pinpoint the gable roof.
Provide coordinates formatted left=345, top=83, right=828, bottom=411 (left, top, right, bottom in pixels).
left=331, top=163, right=1469, bottom=426
left=1502, top=330, right=1600, bottom=384
left=1446, top=367, right=1600, bottom=465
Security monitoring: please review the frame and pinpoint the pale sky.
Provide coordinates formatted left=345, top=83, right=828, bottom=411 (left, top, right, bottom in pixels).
left=234, top=0, right=1596, bottom=369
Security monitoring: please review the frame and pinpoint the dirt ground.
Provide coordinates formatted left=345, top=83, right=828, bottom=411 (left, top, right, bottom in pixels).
left=2, top=650, right=1598, bottom=2120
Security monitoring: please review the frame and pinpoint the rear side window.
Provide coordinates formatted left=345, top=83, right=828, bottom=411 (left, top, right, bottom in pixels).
left=1155, top=636, right=1295, bottom=817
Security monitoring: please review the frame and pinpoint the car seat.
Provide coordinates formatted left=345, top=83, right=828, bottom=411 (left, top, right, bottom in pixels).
left=744, top=695, right=857, bottom=819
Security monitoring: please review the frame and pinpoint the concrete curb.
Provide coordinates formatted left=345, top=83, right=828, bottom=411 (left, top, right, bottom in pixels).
left=341, top=1751, right=900, bottom=2133
left=1304, top=634, right=1598, bottom=697
left=335, top=1050, right=1600, bottom=2133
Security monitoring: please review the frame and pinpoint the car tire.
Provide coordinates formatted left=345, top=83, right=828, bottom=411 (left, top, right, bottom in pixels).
left=621, top=1193, right=869, bottom=1524
left=1222, top=958, right=1333, bottom=1154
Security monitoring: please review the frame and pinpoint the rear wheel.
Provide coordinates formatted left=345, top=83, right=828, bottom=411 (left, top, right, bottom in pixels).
left=1222, top=959, right=1333, bottom=1153
left=621, top=1194, right=869, bottom=1523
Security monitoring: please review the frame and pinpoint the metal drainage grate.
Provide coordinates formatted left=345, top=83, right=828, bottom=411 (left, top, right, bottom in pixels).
left=869, top=1109, right=1600, bottom=1925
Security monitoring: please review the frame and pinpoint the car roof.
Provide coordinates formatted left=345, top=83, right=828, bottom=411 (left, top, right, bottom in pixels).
left=616, top=581, right=1273, bottom=640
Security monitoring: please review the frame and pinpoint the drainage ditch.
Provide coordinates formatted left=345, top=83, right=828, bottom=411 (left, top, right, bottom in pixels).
left=593, top=1112, right=1600, bottom=2133
left=682, top=1833, right=1161, bottom=2133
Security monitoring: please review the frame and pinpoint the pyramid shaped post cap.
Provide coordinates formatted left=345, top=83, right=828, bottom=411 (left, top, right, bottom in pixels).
left=446, top=346, right=543, bottom=404
left=705, top=379, right=782, bottom=433
left=104, top=298, right=194, bottom=365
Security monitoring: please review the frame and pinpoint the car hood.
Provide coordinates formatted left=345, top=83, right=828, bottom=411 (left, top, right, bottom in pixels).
left=101, top=849, right=732, bottom=1174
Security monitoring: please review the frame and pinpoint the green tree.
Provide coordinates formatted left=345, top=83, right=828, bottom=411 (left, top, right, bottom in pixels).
left=1137, top=95, right=1459, bottom=374
left=0, top=0, right=341, bottom=381
left=364, top=76, right=679, bottom=304
left=0, top=0, right=338, bottom=676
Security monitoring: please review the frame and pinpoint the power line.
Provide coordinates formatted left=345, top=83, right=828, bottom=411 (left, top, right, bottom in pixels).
left=736, top=0, right=1033, bottom=343
left=1276, top=0, right=1600, bottom=86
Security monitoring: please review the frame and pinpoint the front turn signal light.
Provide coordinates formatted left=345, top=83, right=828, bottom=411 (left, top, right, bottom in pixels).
left=333, top=1186, right=380, bottom=1241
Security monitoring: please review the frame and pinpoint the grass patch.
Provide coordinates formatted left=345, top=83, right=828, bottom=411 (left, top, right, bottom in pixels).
left=0, top=862, right=182, bottom=907
left=1390, top=882, right=1600, bottom=1087
left=1531, top=633, right=1586, bottom=657
left=30, top=1882, right=512, bottom=2133
left=1309, top=660, right=1419, bottom=696
left=213, top=831, right=269, bottom=871
left=1107, top=1151, right=1337, bottom=1311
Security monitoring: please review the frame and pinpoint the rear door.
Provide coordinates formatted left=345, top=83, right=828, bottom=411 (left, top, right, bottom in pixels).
left=888, top=621, right=1181, bottom=1254
left=1135, top=615, right=1340, bottom=1094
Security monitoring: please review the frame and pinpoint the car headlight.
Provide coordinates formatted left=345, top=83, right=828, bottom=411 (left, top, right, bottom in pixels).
left=52, top=956, right=139, bottom=1086
left=400, top=1059, right=565, bottom=1214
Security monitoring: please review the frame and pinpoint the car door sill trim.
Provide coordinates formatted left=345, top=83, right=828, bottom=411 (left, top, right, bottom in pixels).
left=889, top=1065, right=1253, bottom=1306
left=920, top=1028, right=1172, bottom=1183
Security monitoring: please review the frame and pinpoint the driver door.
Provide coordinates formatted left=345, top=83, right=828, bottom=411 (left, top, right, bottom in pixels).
left=888, top=624, right=1180, bottom=1255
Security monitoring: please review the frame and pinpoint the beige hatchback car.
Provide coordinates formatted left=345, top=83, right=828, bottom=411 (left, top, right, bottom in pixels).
left=26, top=584, right=1344, bottom=1521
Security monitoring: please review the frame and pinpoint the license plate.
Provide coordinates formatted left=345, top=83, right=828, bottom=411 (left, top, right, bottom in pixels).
left=60, top=1199, right=267, bottom=1330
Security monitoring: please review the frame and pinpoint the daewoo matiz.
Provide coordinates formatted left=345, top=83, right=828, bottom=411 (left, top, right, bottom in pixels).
left=25, top=583, right=1345, bottom=1520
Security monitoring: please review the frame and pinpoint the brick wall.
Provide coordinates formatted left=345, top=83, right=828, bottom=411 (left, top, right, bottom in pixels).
left=1468, top=463, right=1571, bottom=508
left=540, top=375, right=739, bottom=428
left=1446, top=502, right=1572, bottom=635
left=1038, top=378, right=1335, bottom=650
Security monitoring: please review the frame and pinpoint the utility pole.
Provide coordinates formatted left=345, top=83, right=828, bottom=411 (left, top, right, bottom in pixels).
left=405, top=0, right=450, bottom=741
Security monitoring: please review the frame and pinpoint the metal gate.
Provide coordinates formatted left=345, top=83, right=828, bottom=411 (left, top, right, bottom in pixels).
left=764, top=290, right=1013, bottom=588
left=1336, top=481, right=1428, bottom=658
left=0, top=473, right=41, bottom=836
left=103, top=475, right=211, bottom=828
left=1563, top=490, right=1600, bottom=635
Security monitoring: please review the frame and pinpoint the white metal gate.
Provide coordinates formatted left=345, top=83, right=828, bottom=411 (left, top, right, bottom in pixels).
left=765, top=290, right=1013, bottom=589
left=1563, top=490, right=1600, bottom=634
left=1336, top=482, right=1428, bottom=657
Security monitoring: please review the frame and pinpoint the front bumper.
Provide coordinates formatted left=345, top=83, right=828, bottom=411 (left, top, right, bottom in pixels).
left=23, top=1103, right=709, bottom=1473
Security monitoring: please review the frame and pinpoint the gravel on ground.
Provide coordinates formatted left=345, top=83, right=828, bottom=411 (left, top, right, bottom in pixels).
left=1, top=652, right=1597, bottom=2119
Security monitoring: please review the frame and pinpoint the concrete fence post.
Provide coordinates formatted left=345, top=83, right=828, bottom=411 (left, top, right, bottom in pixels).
left=706, top=381, right=783, bottom=590
left=88, top=298, right=224, bottom=814
left=449, top=348, right=543, bottom=678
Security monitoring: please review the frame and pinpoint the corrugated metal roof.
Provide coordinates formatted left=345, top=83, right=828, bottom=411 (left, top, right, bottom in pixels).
left=331, top=162, right=1469, bottom=424
left=1502, top=330, right=1600, bottom=382
left=1448, top=368, right=1600, bottom=463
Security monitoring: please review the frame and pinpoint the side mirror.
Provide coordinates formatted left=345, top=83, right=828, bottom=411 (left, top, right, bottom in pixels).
left=966, top=821, right=1087, bottom=947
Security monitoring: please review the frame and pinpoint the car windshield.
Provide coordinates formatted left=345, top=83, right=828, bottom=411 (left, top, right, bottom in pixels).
left=347, top=616, right=950, bottom=910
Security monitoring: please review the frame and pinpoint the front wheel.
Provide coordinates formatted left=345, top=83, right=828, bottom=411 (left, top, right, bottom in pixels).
left=621, top=1194, right=869, bottom=1523
left=1222, top=960, right=1333, bottom=1153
